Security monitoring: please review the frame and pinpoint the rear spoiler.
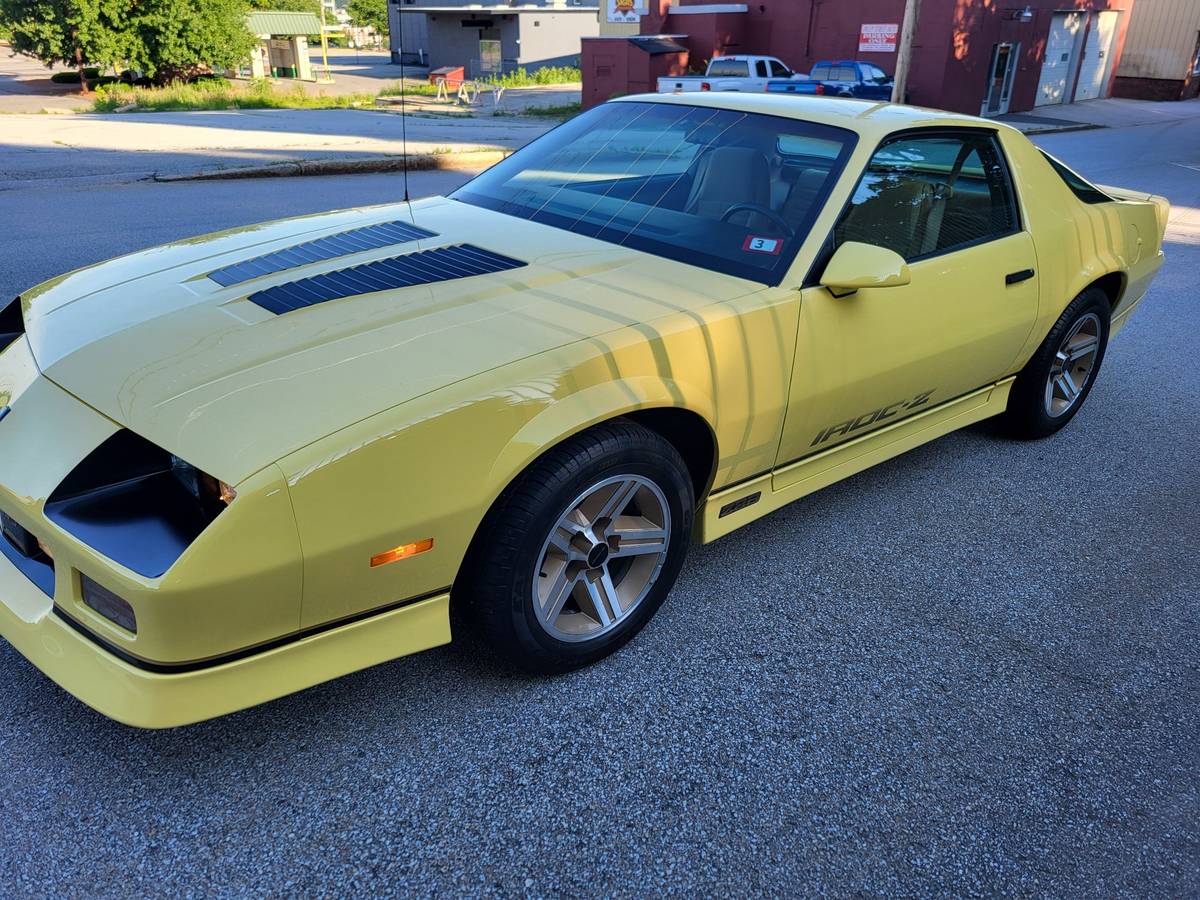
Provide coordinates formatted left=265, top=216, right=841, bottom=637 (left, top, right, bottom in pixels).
left=1098, top=183, right=1171, bottom=245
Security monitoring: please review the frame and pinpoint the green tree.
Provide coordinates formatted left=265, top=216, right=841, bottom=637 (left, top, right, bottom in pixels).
left=121, top=0, right=256, bottom=84
left=0, top=0, right=125, bottom=93
left=248, top=0, right=322, bottom=16
left=347, top=0, right=386, bottom=40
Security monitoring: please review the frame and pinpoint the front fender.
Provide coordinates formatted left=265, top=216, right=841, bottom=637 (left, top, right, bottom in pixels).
left=484, top=375, right=718, bottom=512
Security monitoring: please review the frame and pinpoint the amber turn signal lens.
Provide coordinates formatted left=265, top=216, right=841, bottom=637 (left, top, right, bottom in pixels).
left=370, top=538, right=433, bottom=568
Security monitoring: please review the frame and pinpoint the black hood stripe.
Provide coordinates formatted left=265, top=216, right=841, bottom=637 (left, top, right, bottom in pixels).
left=248, top=244, right=527, bottom=316
left=208, top=220, right=437, bottom=287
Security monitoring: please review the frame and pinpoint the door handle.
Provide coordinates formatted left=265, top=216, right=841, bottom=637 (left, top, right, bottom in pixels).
left=1005, top=268, right=1035, bottom=285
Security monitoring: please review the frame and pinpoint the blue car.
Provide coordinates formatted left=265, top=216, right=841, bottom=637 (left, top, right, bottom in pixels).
left=768, top=60, right=894, bottom=101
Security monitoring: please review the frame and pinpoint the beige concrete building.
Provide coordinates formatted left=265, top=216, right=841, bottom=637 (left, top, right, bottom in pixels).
left=1113, top=0, right=1200, bottom=100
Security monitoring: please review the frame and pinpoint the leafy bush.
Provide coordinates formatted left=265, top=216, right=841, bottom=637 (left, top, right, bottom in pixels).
left=50, top=67, right=101, bottom=83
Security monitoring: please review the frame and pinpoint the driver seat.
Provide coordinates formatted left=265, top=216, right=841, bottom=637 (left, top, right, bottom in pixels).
left=685, top=147, right=772, bottom=224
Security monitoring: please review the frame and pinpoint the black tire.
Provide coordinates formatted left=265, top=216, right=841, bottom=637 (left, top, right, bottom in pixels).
left=457, top=420, right=694, bottom=673
left=1004, top=287, right=1111, bottom=439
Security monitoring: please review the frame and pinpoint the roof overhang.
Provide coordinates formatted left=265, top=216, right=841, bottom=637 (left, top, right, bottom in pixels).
left=667, top=3, right=749, bottom=13
left=245, top=11, right=325, bottom=35
left=400, top=5, right=598, bottom=12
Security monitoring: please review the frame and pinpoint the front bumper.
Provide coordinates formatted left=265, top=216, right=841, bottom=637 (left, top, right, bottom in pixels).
left=0, top=554, right=450, bottom=728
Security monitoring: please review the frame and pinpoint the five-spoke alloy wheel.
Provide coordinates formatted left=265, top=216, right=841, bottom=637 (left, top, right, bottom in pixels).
left=1006, top=286, right=1111, bottom=439
left=460, top=421, right=695, bottom=672
left=1044, top=312, right=1102, bottom=418
left=533, top=475, right=672, bottom=642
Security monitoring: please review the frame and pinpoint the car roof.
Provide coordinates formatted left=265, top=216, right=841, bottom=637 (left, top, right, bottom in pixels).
left=612, top=93, right=1021, bottom=143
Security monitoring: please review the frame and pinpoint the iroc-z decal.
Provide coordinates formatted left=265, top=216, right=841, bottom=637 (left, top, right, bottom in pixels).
left=811, top=389, right=936, bottom=447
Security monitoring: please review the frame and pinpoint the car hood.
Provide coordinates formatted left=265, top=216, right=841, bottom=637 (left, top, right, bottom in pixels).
left=22, top=196, right=756, bottom=484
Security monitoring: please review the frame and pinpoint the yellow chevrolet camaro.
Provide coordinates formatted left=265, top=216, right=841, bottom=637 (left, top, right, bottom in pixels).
left=0, top=95, right=1167, bottom=727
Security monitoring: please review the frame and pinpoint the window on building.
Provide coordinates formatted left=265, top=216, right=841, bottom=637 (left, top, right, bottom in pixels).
left=833, top=131, right=1019, bottom=261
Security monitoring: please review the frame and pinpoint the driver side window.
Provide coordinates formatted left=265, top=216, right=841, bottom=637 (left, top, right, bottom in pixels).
left=832, top=131, right=1019, bottom=262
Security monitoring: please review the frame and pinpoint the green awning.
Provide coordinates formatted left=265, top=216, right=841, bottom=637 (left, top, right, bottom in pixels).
left=246, top=11, right=324, bottom=36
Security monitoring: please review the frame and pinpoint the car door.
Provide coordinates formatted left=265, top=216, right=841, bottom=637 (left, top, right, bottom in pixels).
left=864, top=64, right=892, bottom=100
left=775, top=129, right=1039, bottom=478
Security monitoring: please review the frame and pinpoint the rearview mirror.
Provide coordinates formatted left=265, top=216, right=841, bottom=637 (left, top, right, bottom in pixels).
left=820, top=241, right=911, bottom=296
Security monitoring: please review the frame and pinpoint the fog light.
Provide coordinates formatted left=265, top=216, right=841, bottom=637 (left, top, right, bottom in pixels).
left=80, top=574, right=137, bottom=634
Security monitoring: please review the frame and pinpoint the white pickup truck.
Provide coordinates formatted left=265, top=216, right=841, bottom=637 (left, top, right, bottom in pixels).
left=657, top=55, right=806, bottom=94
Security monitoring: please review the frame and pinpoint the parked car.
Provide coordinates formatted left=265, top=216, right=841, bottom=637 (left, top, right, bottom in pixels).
left=769, top=59, right=894, bottom=100
left=0, top=93, right=1167, bottom=727
left=658, top=54, right=804, bottom=93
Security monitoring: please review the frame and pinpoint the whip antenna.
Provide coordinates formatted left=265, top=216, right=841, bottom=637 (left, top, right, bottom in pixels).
left=397, top=2, right=411, bottom=203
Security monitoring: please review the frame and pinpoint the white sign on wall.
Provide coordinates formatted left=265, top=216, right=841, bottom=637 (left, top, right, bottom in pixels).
left=608, top=0, right=647, bottom=25
left=859, top=23, right=899, bottom=53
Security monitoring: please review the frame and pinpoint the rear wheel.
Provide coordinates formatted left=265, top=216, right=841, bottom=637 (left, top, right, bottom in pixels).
left=1004, top=288, right=1110, bottom=439
left=460, top=421, right=694, bottom=672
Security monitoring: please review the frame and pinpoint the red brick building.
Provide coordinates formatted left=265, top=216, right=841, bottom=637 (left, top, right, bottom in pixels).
left=583, top=1, right=1136, bottom=116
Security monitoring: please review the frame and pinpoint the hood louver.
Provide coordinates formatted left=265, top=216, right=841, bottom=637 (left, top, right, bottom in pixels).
left=208, top=220, right=438, bottom=287
left=247, top=244, right=527, bottom=316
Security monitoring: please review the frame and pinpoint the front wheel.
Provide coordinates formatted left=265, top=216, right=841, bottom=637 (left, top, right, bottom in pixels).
left=459, top=421, right=694, bottom=672
left=1004, top=287, right=1110, bottom=439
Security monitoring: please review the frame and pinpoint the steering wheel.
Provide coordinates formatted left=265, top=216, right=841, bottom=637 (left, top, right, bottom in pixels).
left=719, top=203, right=794, bottom=237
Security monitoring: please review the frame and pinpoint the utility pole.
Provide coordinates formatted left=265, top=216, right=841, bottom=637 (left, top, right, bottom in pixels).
left=318, top=0, right=333, bottom=83
left=891, top=0, right=921, bottom=104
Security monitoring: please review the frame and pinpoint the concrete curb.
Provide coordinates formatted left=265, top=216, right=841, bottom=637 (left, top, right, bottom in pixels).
left=152, top=149, right=509, bottom=182
left=1018, top=123, right=1104, bottom=136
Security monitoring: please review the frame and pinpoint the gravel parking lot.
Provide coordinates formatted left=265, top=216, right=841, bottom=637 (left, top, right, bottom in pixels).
left=0, top=119, right=1197, bottom=896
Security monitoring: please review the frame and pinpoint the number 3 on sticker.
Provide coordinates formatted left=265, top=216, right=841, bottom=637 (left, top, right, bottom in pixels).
left=743, top=236, right=783, bottom=255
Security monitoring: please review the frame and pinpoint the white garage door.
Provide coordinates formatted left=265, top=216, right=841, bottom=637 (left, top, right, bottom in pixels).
left=1075, top=11, right=1120, bottom=102
left=1036, top=12, right=1084, bottom=107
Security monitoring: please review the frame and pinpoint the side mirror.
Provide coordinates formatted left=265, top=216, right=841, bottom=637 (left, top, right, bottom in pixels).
left=820, top=241, right=911, bottom=296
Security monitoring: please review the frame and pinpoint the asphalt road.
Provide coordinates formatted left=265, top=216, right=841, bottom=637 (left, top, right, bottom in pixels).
left=1, top=122, right=1198, bottom=896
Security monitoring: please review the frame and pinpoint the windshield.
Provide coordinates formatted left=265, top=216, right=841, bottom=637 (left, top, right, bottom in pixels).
left=452, top=101, right=857, bottom=285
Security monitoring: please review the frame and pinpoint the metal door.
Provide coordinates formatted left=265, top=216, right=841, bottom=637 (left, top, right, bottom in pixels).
left=1075, top=11, right=1120, bottom=101
left=983, top=43, right=1019, bottom=115
left=1036, top=11, right=1085, bottom=106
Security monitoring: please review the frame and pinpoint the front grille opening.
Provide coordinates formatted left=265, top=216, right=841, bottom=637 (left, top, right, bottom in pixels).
left=0, top=510, right=55, bottom=597
left=0, top=296, right=23, bottom=353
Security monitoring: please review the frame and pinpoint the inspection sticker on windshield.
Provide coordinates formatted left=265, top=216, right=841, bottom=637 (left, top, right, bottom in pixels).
left=743, top=236, right=783, bottom=255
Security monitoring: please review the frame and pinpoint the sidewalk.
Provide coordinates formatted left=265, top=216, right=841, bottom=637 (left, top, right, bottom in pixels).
left=999, top=96, right=1200, bottom=134
left=0, top=108, right=555, bottom=188
left=0, top=47, right=92, bottom=114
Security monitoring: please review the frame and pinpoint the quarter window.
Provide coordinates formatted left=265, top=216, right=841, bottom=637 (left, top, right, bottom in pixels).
left=1039, top=150, right=1111, bottom=204
left=833, top=132, right=1019, bottom=261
